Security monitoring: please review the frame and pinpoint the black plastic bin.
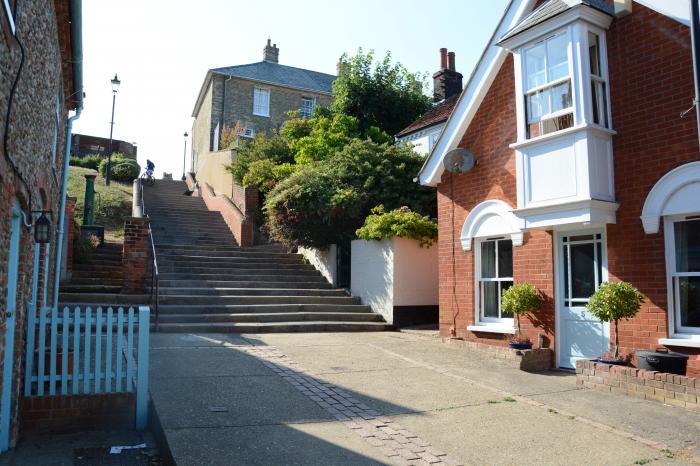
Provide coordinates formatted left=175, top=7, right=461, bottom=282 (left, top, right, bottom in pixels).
left=636, top=349, right=689, bottom=375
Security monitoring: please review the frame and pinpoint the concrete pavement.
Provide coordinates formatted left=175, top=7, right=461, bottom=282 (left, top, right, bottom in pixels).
left=149, top=331, right=700, bottom=465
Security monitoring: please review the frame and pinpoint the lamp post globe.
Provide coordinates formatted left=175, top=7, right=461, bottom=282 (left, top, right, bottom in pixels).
left=106, top=73, right=121, bottom=186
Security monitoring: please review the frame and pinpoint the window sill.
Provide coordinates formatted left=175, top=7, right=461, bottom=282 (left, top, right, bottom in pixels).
left=467, top=325, right=514, bottom=334
left=659, top=337, right=700, bottom=349
left=509, top=124, right=617, bottom=150
left=252, top=113, right=270, bottom=118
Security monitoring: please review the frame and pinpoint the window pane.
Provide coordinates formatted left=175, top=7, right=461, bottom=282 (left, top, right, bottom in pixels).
left=525, top=42, right=546, bottom=89
left=527, top=90, right=548, bottom=122
left=570, top=243, right=596, bottom=299
left=550, top=80, right=572, bottom=113
left=500, top=281, right=514, bottom=317
left=547, top=33, right=569, bottom=81
left=678, top=277, right=700, bottom=328
left=541, top=113, right=574, bottom=135
left=588, top=32, right=601, bottom=77
left=483, top=282, right=499, bottom=318
left=498, top=240, right=513, bottom=278
left=481, top=241, right=496, bottom=278
left=675, top=220, right=700, bottom=273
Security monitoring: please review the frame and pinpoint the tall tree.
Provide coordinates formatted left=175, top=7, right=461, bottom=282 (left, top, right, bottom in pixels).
left=332, top=50, right=431, bottom=136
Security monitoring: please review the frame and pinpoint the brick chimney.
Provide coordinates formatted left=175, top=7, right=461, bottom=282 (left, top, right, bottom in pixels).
left=433, top=48, right=463, bottom=102
left=263, top=38, right=279, bottom=63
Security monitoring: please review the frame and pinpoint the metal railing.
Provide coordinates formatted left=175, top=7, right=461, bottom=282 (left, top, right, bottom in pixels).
left=137, top=177, right=160, bottom=331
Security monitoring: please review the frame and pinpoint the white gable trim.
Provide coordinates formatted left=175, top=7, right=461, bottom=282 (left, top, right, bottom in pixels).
left=461, top=200, right=524, bottom=251
left=635, top=0, right=690, bottom=26
left=641, top=161, right=700, bottom=234
left=417, top=0, right=538, bottom=187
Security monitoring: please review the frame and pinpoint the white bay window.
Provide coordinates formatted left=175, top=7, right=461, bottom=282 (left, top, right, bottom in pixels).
left=498, top=2, right=617, bottom=230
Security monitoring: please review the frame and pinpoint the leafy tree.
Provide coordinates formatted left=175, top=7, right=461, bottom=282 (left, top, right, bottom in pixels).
left=226, top=131, right=293, bottom=186
left=587, top=281, right=644, bottom=359
left=264, top=139, right=435, bottom=248
left=332, top=49, right=431, bottom=136
left=501, top=283, right=542, bottom=336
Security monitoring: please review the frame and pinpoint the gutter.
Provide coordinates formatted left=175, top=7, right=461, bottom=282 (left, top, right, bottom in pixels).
left=691, top=0, right=700, bottom=147
left=52, top=0, right=83, bottom=308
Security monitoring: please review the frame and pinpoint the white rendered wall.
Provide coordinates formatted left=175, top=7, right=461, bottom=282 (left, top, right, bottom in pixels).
left=392, top=237, right=439, bottom=307
left=350, top=239, right=394, bottom=323
left=298, top=245, right=337, bottom=287
left=351, top=238, right=438, bottom=324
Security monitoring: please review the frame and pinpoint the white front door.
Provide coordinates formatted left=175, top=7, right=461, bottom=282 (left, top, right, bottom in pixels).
left=1, top=199, right=22, bottom=452
left=556, top=230, right=609, bottom=369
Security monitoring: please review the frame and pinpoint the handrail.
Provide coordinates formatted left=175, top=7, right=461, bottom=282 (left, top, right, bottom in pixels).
left=138, top=176, right=160, bottom=331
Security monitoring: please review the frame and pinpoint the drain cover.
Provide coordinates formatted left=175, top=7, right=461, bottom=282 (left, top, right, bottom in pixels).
left=74, top=447, right=160, bottom=466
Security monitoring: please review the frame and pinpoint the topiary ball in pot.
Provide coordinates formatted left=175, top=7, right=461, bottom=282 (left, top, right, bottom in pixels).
left=501, top=283, right=541, bottom=349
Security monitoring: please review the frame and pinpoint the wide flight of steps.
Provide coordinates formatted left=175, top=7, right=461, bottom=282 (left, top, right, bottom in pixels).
left=140, top=179, right=390, bottom=333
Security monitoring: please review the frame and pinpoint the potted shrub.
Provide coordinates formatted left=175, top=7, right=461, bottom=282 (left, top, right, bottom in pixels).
left=501, top=283, right=541, bottom=350
left=586, top=281, right=644, bottom=365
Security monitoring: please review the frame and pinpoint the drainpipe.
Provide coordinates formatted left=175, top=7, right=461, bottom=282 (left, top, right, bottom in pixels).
left=691, top=0, right=700, bottom=147
left=52, top=0, right=83, bottom=308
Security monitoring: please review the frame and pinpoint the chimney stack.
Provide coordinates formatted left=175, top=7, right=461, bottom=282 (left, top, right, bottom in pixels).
left=433, top=48, right=463, bottom=102
left=263, top=38, right=279, bottom=63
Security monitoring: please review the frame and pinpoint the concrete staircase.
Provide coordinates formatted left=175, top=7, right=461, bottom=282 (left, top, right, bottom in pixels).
left=139, top=179, right=389, bottom=333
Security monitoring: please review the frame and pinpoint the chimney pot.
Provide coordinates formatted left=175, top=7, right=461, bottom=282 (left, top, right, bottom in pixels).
left=263, top=39, right=279, bottom=63
left=440, top=48, right=448, bottom=69
left=448, top=52, right=456, bottom=72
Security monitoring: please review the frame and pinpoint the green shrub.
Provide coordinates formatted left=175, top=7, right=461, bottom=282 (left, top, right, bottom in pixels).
left=70, top=154, right=103, bottom=170
left=501, top=283, right=542, bottom=336
left=587, top=281, right=644, bottom=359
left=98, top=154, right=140, bottom=182
left=73, top=233, right=100, bottom=264
left=356, top=205, right=437, bottom=247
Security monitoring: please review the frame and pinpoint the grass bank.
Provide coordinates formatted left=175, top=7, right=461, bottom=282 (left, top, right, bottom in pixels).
left=67, top=166, right=133, bottom=241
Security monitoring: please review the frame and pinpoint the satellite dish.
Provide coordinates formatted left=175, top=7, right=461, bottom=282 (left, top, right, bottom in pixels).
left=443, top=148, right=476, bottom=174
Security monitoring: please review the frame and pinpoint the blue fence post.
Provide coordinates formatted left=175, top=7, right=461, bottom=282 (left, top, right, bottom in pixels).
left=135, top=306, right=150, bottom=431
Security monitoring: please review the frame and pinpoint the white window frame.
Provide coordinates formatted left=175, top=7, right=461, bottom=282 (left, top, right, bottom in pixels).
left=664, top=215, right=700, bottom=337
left=521, top=31, right=574, bottom=139
left=585, top=25, right=612, bottom=130
left=474, top=237, right=515, bottom=327
left=300, top=97, right=315, bottom=119
left=253, top=87, right=270, bottom=117
left=3, top=0, right=15, bottom=35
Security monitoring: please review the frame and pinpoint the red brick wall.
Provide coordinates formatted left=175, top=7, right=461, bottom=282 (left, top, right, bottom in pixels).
left=436, top=5, right=700, bottom=374
left=605, top=5, right=700, bottom=375
left=231, top=182, right=259, bottom=217
left=199, top=181, right=253, bottom=247
left=21, top=393, right=135, bottom=435
left=122, top=218, right=149, bottom=294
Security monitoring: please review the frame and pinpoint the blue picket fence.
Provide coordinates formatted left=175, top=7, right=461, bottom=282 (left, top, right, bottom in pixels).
left=24, top=305, right=150, bottom=430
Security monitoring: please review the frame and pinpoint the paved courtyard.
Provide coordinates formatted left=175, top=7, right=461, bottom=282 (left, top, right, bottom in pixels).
left=149, top=331, right=700, bottom=466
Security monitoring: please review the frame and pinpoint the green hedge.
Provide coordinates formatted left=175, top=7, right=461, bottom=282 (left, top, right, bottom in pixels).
left=70, top=154, right=103, bottom=170
left=97, top=154, right=140, bottom=182
left=356, top=205, right=437, bottom=247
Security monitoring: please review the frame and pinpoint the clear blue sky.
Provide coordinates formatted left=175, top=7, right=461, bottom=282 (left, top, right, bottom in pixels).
left=73, top=0, right=509, bottom=178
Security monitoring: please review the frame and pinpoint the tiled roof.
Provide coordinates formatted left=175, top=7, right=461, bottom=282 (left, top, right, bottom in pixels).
left=396, top=95, right=459, bottom=137
left=211, top=61, right=336, bottom=94
left=500, top=0, right=614, bottom=43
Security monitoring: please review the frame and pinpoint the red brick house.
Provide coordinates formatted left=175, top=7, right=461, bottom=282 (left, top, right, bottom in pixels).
left=0, top=0, right=83, bottom=451
left=417, top=0, right=700, bottom=375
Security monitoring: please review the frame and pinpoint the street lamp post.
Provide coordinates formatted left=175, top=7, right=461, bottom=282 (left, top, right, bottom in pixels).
left=105, top=73, right=121, bottom=186
left=182, top=132, right=188, bottom=181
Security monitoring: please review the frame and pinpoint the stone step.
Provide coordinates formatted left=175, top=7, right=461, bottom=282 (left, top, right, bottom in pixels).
left=158, top=280, right=329, bottom=288
left=58, top=293, right=151, bottom=305
left=154, top=321, right=392, bottom=333
left=158, top=287, right=347, bottom=297
left=156, top=250, right=295, bottom=259
left=155, top=303, right=372, bottom=314
left=157, top=264, right=316, bottom=273
left=62, top=277, right=124, bottom=286
left=157, top=271, right=322, bottom=280
left=157, top=257, right=304, bottom=267
left=157, top=295, right=361, bottom=305
left=156, top=312, right=382, bottom=324
left=72, top=264, right=124, bottom=272
left=59, top=284, right=122, bottom=293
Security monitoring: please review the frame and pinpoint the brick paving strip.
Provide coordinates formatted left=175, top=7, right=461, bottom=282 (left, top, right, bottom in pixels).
left=240, top=345, right=463, bottom=466
left=366, top=344, right=700, bottom=465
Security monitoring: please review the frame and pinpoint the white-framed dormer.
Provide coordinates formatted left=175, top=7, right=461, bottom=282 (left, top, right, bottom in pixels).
left=499, top=0, right=619, bottom=230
